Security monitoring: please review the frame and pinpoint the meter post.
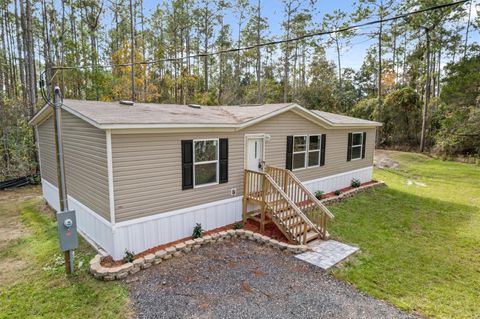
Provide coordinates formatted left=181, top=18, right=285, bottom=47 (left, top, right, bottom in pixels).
left=53, top=86, right=77, bottom=274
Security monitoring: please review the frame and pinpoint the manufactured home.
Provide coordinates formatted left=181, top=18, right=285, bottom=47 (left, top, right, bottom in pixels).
left=29, top=100, right=381, bottom=260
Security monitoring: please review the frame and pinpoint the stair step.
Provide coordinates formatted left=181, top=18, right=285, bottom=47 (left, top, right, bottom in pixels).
left=296, top=230, right=319, bottom=243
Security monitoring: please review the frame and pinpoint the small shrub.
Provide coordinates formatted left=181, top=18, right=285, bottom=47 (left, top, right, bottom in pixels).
left=334, top=189, right=342, bottom=196
left=351, top=178, right=361, bottom=188
left=233, top=222, right=243, bottom=230
left=192, top=223, right=204, bottom=238
left=123, top=249, right=135, bottom=263
left=315, top=190, right=325, bottom=199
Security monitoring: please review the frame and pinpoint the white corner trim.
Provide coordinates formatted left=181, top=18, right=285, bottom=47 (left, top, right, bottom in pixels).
left=115, top=196, right=242, bottom=228
left=106, top=130, right=116, bottom=226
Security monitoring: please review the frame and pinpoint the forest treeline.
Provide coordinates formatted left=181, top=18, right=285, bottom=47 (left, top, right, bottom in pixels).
left=0, top=0, right=479, bottom=180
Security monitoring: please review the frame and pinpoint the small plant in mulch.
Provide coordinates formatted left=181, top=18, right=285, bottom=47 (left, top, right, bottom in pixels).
left=192, top=223, right=204, bottom=238
left=233, top=222, right=243, bottom=230
left=315, top=190, right=325, bottom=199
left=334, top=189, right=342, bottom=196
left=123, top=249, right=135, bottom=263
left=351, top=178, right=361, bottom=188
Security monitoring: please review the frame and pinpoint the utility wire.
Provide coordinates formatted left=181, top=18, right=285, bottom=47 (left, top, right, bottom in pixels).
left=49, top=0, right=469, bottom=72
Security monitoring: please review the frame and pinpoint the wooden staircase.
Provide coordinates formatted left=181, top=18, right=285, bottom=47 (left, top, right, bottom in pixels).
left=243, top=165, right=334, bottom=245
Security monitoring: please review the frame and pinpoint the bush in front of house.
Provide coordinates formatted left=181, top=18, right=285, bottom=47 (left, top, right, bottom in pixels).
left=233, top=222, right=243, bottom=230
left=315, top=190, right=325, bottom=199
left=334, top=189, right=342, bottom=196
left=123, top=249, right=135, bottom=263
left=351, top=178, right=361, bottom=188
left=192, top=223, right=204, bottom=238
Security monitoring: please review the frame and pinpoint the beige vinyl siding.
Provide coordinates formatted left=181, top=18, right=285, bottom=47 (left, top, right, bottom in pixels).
left=112, top=110, right=376, bottom=222
left=36, top=112, right=110, bottom=221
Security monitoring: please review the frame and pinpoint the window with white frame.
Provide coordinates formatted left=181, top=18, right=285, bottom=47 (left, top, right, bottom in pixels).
left=193, top=139, right=218, bottom=187
left=308, top=135, right=321, bottom=167
left=293, top=136, right=307, bottom=170
left=293, top=135, right=322, bottom=170
left=351, top=133, right=363, bottom=160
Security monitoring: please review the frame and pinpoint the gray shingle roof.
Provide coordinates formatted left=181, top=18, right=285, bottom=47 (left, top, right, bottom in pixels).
left=29, top=99, right=381, bottom=129
left=62, top=99, right=292, bottom=125
left=311, top=110, right=379, bottom=126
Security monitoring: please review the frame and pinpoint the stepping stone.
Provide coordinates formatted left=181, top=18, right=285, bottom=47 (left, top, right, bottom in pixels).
left=295, top=240, right=359, bottom=270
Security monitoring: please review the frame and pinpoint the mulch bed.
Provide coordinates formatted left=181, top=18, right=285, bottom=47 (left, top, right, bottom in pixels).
left=102, top=180, right=376, bottom=267
left=319, top=180, right=378, bottom=200
left=101, top=220, right=288, bottom=267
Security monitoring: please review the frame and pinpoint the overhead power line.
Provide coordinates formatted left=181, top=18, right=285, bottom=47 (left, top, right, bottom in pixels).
left=49, top=0, right=469, bottom=72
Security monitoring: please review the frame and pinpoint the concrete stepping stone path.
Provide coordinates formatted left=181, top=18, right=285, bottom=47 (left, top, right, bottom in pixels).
left=295, top=240, right=359, bottom=270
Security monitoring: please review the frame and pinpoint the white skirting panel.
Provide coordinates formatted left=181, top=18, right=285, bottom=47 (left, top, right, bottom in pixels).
left=112, top=197, right=243, bottom=260
left=42, top=166, right=373, bottom=260
left=303, top=166, right=374, bottom=194
left=41, top=179, right=114, bottom=255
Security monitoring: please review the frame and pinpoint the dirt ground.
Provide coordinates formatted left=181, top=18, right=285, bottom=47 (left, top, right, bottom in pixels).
left=0, top=185, right=41, bottom=286
left=374, top=149, right=400, bottom=169
left=126, top=239, right=415, bottom=319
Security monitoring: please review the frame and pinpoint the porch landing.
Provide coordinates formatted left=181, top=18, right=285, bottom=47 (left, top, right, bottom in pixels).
left=295, top=240, right=359, bottom=270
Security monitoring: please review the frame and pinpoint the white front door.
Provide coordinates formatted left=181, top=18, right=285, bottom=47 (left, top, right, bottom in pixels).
left=246, top=136, right=264, bottom=172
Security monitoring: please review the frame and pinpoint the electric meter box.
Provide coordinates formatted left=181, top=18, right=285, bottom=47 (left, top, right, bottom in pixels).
left=57, top=210, right=78, bottom=251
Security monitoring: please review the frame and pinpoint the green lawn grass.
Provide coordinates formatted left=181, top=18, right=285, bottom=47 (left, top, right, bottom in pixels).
left=329, top=151, right=480, bottom=319
left=0, top=190, right=130, bottom=319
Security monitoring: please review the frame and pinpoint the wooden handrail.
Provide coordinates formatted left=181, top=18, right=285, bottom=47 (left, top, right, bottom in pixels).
left=264, top=174, right=319, bottom=232
left=244, top=169, right=318, bottom=244
left=283, top=169, right=335, bottom=219
left=265, top=165, right=334, bottom=219
left=265, top=165, right=334, bottom=239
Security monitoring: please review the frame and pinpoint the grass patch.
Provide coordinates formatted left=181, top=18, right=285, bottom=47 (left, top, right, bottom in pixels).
left=0, top=188, right=130, bottom=319
left=329, top=151, right=480, bottom=318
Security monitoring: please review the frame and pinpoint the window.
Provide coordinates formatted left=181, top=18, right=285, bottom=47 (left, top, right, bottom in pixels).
left=308, top=135, right=321, bottom=167
left=193, top=139, right=218, bottom=187
left=292, top=135, right=322, bottom=170
left=351, top=133, right=363, bottom=160
left=293, top=136, right=307, bottom=170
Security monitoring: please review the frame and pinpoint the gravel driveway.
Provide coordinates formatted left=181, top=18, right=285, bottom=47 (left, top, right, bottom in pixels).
left=126, top=239, right=414, bottom=319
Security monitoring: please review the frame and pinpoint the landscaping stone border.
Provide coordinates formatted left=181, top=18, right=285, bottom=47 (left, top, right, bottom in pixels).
left=89, top=181, right=386, bottom=281
left=89, top=230, right=310, bottom=281
left=320, top=181, right=386, bottom=205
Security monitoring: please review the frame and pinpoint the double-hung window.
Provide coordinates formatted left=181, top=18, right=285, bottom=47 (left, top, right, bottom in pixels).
left=351, top=133, right=363, bottom=160
left=293, top=136, right=307, bottom=170
left=292, top=135, right=322, bottom=170
left=193, top=139, right=218, bottom=187
left=308, top=135, right=321, bottom=167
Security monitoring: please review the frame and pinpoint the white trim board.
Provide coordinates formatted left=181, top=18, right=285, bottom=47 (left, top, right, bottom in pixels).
left=106, top=130, right=116, bottom=226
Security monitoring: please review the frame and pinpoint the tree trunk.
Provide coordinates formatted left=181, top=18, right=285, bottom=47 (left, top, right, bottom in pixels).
left=24, top=0, right=37, bottom=114
left=256, top=0, right=261, bottom=103
left=283, top=5, right=291, bottom=103
left=129, top=0, right=135, bottom=101
left=420, top=30, right=430, bottom=153
left=14, top=0, right=25, bottom=102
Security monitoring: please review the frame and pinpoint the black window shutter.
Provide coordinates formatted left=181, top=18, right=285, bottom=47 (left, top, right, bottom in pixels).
left=320, top=134, right=326, bottom=166
left=181, top=140, right=193, bottom=190
left=219, top=138, right=228, bottom=183
left=362, top=132, right=367, bottom=159
left=286, top=136, right=293, bottom=170
left=347, top=133, right=353, bottom=162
